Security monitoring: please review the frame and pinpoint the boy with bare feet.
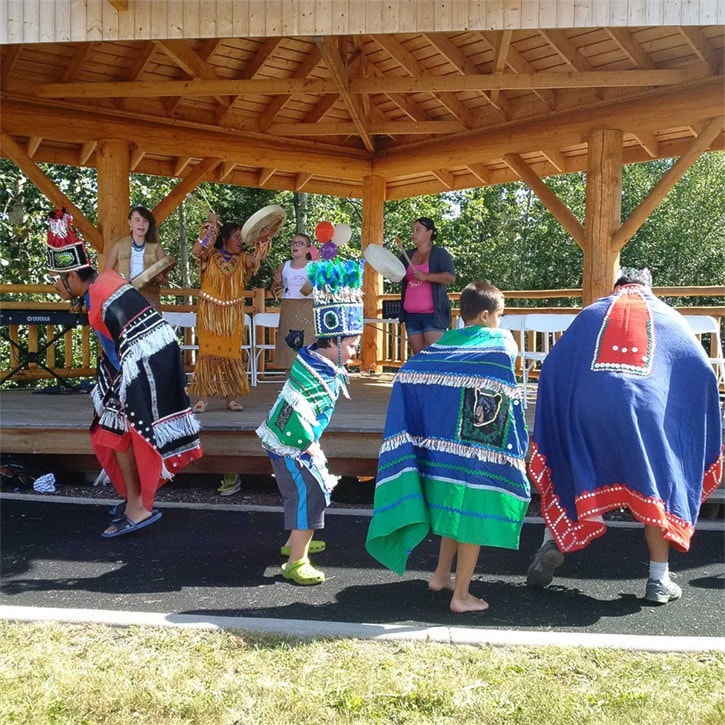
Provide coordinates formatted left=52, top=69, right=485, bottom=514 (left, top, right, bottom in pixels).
left=366, top=282, right=530, bottom=613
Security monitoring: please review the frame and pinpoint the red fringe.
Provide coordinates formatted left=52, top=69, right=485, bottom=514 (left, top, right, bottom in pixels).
left=528, top=443, right=723, bottom=554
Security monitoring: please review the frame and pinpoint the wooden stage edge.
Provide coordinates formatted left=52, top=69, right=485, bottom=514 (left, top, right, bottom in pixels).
left=0, top=375, right=537, bottom=478
left=3, top=381, right=721, bottom=494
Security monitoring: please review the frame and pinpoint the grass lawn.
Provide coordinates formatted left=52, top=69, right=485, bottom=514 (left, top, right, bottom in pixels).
left=0, top=621, right=722, bottom=724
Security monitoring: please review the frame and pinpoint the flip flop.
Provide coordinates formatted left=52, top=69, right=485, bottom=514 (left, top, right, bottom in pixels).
left=101, top=510, right=162, bottom=538
left=108, top=501, right=127, bottom=517
left=280, top=540, right=326, bottom=556
left=192, top=400, right=207, bottom=413
left=281, top=557, right=325, bottom=585
left=226, top=400, right=243, bottom=411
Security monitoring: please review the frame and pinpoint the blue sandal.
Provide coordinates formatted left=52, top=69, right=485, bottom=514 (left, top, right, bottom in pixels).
left=101, top=510, right=162, bottom=538
left=108, top=501, right=127, bottom=517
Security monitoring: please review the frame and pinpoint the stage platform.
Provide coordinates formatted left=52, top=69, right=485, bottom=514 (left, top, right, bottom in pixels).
left=0, top=375, right=538, bottom=478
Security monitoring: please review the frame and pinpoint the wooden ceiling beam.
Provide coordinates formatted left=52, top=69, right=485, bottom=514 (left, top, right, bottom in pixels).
left=539, top=29, right=594, bottom=72
left=424, top=32, right=510, bottom=119
left=266, top=120, right=465, bottom=136
left=218, top=36, right=284, bottom=126
left=374, top=77, right=725, bottom=177
left=32, top=68, right=696, bottom=99
left=258, top=45, right=323, bottom=131
left=303, top=94, right=339, bottom=124
left=0, top=131, right=102, bottom=249
left=374, top=33, right=473, bottom=127
left=62, top=43, right=97, bottom=82
left=479, top=31, right=556, bottom=110
left=155, top=39, right=215, bottom=81
left=539, top=28, right=603, bottom=100
left=0, top=98, right=373, bottom=177
left=174, top=157, right=192, bottom=176
left=218, top=162, right=236, bottom=182
left=541, top=149, right=567, bottom=173
left=295, top=173, right=313, bottom=190
left=154, top=39, right=230, bottom=111
left=79, top=141, right=97, bottom=165
left=117, top=42, right=157, bottom=113
left=128, top=42, right=157, bottom=80
left=606, top=28, right=656, bottom=69
left=316, top=36, right=375, bottom=153
left=258, top=168, right=276, bottom=186
left=466, top=163, right=490, bottom=184
left=27, top=136, right=42, bottom=157
left=679, top=27, right=720, bottom=75
left=366, top=61, right=429, bottom=122
left=431, top=168, right=455, bottom=189
left=368, top=69, right=696, bottom=92
left=503, top=152, right=585, bottom=246
left=1, top=45, right=23, bottom=86
left=129, top=147, right=145, bottom=171
left=630, top=131, right=659, bottom=158
left=490, top=29, right=512, bottom=107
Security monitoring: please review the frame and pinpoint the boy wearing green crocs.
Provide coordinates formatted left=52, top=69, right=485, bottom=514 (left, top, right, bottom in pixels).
left=256, top=256, right=364, bottom=585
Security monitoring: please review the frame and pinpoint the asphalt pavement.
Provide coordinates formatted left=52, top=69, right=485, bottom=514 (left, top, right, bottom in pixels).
left=1, top=496, right=723, bottom=648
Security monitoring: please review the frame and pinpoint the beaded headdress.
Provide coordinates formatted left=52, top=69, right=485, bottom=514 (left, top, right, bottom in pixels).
left=46, top=209, right=93, bottom=273
left=308, top=258, right=365, bottom=339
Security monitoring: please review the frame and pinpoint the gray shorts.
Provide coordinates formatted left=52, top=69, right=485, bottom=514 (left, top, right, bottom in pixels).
left=270, top=456, right=329, bottom=530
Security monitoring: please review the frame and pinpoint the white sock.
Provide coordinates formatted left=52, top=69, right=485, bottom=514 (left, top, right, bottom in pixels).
left=649, top=561, right=669, bottom=582
left=541, top=528, right=554, bottom=546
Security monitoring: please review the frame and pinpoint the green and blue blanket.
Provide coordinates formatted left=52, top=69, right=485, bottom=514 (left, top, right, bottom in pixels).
left=366, top=325, right=530, bottom=575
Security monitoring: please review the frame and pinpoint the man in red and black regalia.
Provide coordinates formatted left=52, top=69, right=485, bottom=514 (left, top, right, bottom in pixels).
left=46, top=209, right=203, bottom=537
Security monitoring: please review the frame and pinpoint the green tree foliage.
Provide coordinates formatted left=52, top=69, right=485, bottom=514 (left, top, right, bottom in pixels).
left=1, top=152, right=723, bottom=301
left=0, top=161, right=98, bottom=285
left=619, top=154, right=725, bottom=288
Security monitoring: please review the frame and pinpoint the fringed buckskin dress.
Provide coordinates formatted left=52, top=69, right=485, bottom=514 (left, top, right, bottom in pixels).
left=188, top=249, right=251, bottom=400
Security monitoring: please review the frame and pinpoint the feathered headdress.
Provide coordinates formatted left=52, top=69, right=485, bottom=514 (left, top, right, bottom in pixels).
left=308, top=258, right=365, bottom=339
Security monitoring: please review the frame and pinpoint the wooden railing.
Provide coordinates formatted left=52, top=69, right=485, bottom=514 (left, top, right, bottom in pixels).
left=1, top=284, right=722, bottom=385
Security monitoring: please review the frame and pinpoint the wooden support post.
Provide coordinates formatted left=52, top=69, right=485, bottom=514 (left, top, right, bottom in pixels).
left=582, top=129, right=623, bottom=307
left=96, top=139, right=130, bottom=268
left=361, top=174, right=386, bottom=373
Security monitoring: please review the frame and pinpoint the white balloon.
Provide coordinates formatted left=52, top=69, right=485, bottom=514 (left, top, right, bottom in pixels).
left=332, top=223, right=352, bottom=246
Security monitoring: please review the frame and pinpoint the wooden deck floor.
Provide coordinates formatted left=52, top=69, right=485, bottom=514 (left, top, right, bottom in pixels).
left=1, top=375, right=536, bottom=477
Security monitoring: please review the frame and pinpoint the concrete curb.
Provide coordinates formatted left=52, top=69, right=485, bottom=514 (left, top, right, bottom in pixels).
left=1, top=605, right=723, bottom=652
left=1, top=492, right=723, bottom=530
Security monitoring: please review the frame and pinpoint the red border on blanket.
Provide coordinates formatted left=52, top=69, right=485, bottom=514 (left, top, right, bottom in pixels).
left=528, top=443, right=723, bottom=554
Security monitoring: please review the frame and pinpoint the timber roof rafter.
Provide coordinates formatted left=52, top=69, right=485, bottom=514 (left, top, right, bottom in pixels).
left=1, top=22, right=723, bottom=199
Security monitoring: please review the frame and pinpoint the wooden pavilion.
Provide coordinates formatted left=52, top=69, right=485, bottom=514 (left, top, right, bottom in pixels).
left=1, top=1, right=723, bottom=476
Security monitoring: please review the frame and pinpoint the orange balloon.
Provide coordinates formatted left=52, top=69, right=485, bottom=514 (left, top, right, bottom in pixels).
left=315, top=221, right=334, bottom=243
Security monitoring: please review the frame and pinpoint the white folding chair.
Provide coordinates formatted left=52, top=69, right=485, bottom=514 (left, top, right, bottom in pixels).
left=162, top=311, right=199, bottom=379
left=241, top=312, right=253, bottom=379
left=681, top=314, right=725, bottom=389
left=162, top=311, right=199, bottom=354
left=251, top=312, right=284, bottom=385
left=499, top=313, right=528, bottom=374
left=520, top=313, right=577, bottom=406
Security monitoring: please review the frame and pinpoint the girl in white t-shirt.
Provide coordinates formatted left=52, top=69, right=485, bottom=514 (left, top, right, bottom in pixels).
left=271, top=234, right=316, bottom=369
